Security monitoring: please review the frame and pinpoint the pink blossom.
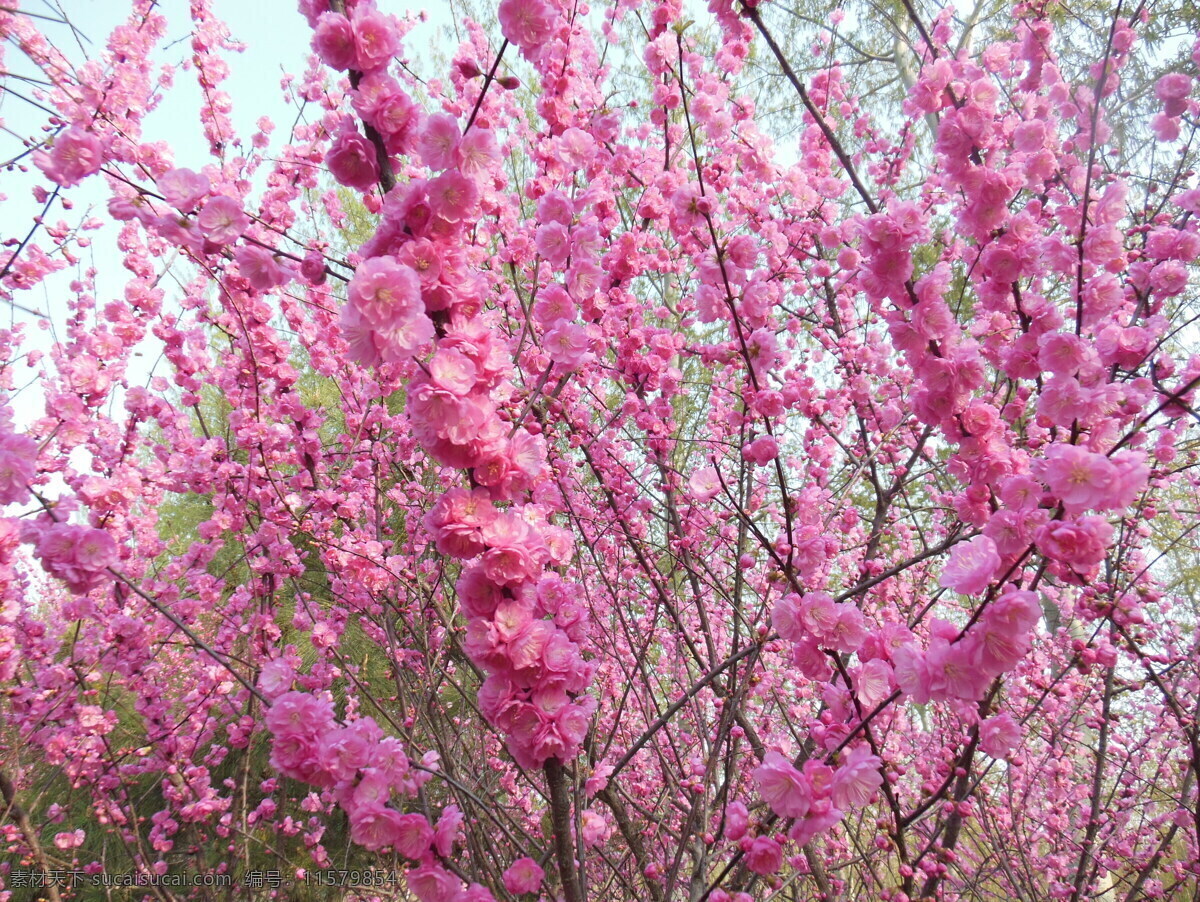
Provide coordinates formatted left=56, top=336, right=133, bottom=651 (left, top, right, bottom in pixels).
left=53, top=829, right=85, bottom=850
left=417, top=114, right=461, bottom=170
left=939, top=535, right=1000, bottom=595
left=687, top=465, right=722, bottom=501
left=158, top=167, right=210, bottom=211
left=725, top=800, right=749, bottom=840
left=326, top=125, right=380, bottom=190
left=349, top=803, right=405, bottom=851
left=234, top=245, right=289, bottom=291
left=433, top=805, right=462, bottom=856
left=742, top=435, right=778, bottom=464
left=392, top=812, right=434, bottom=858
left=1041, top=444, right=1118, bottom=511
left=196, top=196, right=249, bottom=245
left=502, top=857, right=544, bottom=894
left=34, top=127, right=103, bottom=187
left=581, top=808, right=611, bottom=846
left=428, top=169, right=479, bottom=223
left=743, top=835, right=782, bottom=875
left=406, top=861, right=461, bottom=902
left=832, top=745, right=883, bottom=808
left=257, top=658, right=295, bottom=699
left=348, top=256, right=422, bottom=328
left=312, top=12, right=356, bottom=69
left=352, top=6, right=400, bottom=72
left=544, top=323, right=591, bottom=369
left=498, top=0, right=556, bottom=50
left=979, top=712, right=1022, bottom=758
left=0, top=432, right=37, bottom=504
left=753, top=750, right=810, bottom=818
left=1035, top=515, right=1113, bottom=572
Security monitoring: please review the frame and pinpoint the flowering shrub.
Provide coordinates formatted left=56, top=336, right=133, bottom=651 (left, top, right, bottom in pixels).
left=1, top=0, right=1199, bottom=900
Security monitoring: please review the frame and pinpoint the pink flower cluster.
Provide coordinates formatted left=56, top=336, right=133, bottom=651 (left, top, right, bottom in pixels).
left=464, top=569, right=596, bottom=769
left=893, top=589, right=1041, bottom=704
left=265, top=692, right=441, bottom=854
left=29, top=523, right=117, bottom=594
left=751, top=744, right=883, bottom=857
left=303, top=0, right=597, bottom=781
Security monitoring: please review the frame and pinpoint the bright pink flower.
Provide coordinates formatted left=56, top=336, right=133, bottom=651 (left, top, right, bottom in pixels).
left=544, top=323, right=591, bottom=369
left=498, top=0, right=556, bottom=50
left=312, top=12, right=356, bottom=69
left=833, top=745, right=883, bottom=808
left=502, top=857, right=544, bottom=895
left=159, top=167, right=210, bottom=211
left=772, top=593, right=805, bottom=643
left=536, top=222, right=571, bottom=266
left=349, top=803, right=404, bottom=851
left=392, top=812, right=433, bottom=858
left=34, top=126, right=103, bottom=187
left=266, top=691, right=335, bottom=738
left=0, top=432, right=37, bottom=504
left=979, top=712, right=1022, bottom=758
left=743, top=835, right=782, bottom=875
left=348, top=256, right=422, bottom=328
left=1041, top=444, right=1118, bottom=512
left=788, top=797, right=843, bottom=846
left=939, top=535, right=1000, bottom=595
left=427, top=169, right=479, bottom=223
left=742, top=435, right=779, bottom=464
left=326, top=125, right=380, bottom=190
left=53, top=829, right=85, bottom=850
left=257, top=658, right=295, bottom=699
left=456, top=127, right=499, bottom=179
left=234, top=245, right=288, bottom=291
left=753, top=750, right=810, bottom=818
left=687, top=466, right=722, bottom=501
left=1035, top=515, right=1113, bottom=571
left=533, top=283, right=577, bottom=326
left=352, top=5, right=400, bottom=72
left=972, top=589, right=1040, bottom=673
left=853, top=658, right=893, bottom=709
left=433, top=805, right=462, bottom=856
left=829, top=605, right=868, bottom=653
left=725, top=800, right=749, bottom=840
left=417, top=113, right=461, bottom=170
left=581, top=807, right=610, bottom=846
left=406, top=861, right=461, bottom=902
left=196, top=196, right=249, bottom=245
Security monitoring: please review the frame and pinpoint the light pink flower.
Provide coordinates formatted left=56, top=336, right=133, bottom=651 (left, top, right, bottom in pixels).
left=939, top=535, right=1000, bottom=596
left=498, top=0, right=556, bottom=50
left=34, top=127, right=103, bottom=187
left=159, top=167, right=211, bottom=210
left=753, top=750, right=810, bottom=818
left=197, top=196, right=249, bottom=245
left=832, top=745, right=883, bottom=808
left=979, top=712, right=1022, bottom=758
